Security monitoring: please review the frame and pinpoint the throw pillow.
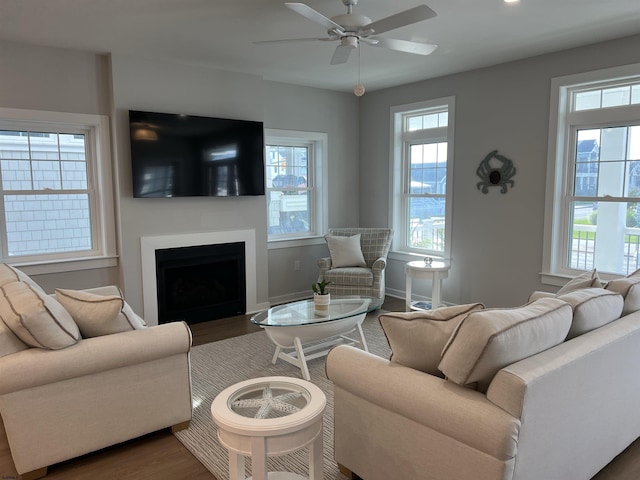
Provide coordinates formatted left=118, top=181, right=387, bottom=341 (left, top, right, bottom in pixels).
left=379, top=303, right=485, bottom=376
left=0, top=281, right=80, bottom=349
left=55, top=288, right=147, bottom=337
left=325, top=234, right=367, bottom=268
left=556, top=269, right=602, bottom=295
left=0, top=318, right=29, bottom=357
left=557, top=288, right=623, bottom=339
left=605, top=269, right=640, bottom=316
left=438, top=298, right=573, bottom=392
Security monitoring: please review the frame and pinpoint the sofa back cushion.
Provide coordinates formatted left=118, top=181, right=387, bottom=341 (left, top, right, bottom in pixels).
left=0, top=317, right=29, bottom=357
left=0, top=281, right=80, bottom=349
left=379, top=303, right=484, bottom=376
left=438, top=298, right=573, bottom=392
left=557, top=288, right=623, bottom=339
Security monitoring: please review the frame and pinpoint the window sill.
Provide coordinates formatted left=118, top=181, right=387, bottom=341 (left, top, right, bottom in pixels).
left=12, top=256, right=119, bottom=276
left=268, top=236, right=326, bottom=250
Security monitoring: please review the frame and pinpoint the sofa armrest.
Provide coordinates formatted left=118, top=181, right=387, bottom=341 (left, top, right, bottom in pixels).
left=326, top=345, right=520, bottom=461
left=0, top=321, right=191, bottom=394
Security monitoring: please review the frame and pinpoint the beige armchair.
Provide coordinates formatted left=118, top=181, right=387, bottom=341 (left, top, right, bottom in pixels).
left=318, top=228, right=393, bottom=300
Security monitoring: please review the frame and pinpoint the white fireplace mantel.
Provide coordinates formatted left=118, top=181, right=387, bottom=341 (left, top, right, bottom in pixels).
left=140, top=230, right=259, bottom=325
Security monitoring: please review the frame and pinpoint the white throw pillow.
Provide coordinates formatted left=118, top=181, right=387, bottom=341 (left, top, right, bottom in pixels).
left=438, top=298, right=573, bottom=392
left=325, top=234, right=367, bottom=268
left=379, top=303, right=485, bottom=376
left=556, top=269, right=602, bottom=295
left=0, top=281, right=80, bottom=349
left=55, top=288, right=147, bottom=337
left=557, top=288, right=623, bottom=339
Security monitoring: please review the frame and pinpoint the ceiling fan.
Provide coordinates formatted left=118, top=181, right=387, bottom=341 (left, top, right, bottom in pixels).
left=256, top=0, right=438, bottom=65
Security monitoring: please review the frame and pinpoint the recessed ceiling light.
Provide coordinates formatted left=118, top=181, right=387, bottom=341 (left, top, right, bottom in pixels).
left=504, top=0, right=520, bottom=3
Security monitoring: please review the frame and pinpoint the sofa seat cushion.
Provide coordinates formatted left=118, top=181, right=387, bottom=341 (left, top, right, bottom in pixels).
left=324, top=267, right=373, bottom=287
left=325, top=234, right=367, bottom=268
left=55, top=288, right=147, bottom=337
left=0, top=281, right=80, bottom=349
left=379, top=303, right=485, bottom=376
left=438, top=298, right=573, bottom=392
left=605, top=269, right=640, bottom=316
left=558, top=288, right=623, bottom=339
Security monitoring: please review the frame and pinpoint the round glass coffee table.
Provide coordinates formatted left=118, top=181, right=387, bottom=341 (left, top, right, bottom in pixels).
left=251, top=296, right=382, bottom=380
left=211, top=376, right=326, bottom=480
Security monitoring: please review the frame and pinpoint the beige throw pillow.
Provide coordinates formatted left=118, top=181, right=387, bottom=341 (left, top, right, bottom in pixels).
left=0, top=317, right=29, bottom=357
left=605, top=269, right=640, bottom=316
left=325, top=234, right=367, bottom=268
left=438, top=298, right=573, bottom=392
left=557, top=288, right=623, bottom=339
left=55, top=288, right=147, bottom=337
left=0, top=281, right=80, bottom=349
left=379, top=303, right=485, bottom=376
left=556, top=269, right=602, bottom=295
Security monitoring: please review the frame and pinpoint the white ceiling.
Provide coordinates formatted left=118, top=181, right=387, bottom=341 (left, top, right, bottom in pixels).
left=2, top=0, right=640, bottom=93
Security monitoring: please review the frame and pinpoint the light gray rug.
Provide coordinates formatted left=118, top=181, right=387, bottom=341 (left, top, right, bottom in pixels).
left=174, top=310, right=391, bottom=480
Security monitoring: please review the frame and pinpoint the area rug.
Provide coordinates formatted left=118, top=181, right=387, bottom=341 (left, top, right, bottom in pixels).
left=174, top=310, right=391, bottom=480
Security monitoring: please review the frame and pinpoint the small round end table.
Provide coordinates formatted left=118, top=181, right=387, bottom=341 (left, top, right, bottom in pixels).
left=211, top=376, right=326, bottom=480
left=405, top=259, right=451, bottom=311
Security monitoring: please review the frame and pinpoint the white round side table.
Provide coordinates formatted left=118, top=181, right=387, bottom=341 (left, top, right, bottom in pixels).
left=405, top=259, right=451, bottom=311
left=211, top=376, right=326, bottom=480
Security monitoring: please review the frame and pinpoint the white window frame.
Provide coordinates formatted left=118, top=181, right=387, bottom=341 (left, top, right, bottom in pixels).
left=0, top=107, right=118, bottom=274
left=389, top=97, right=455, bottom=260
left=543, top=63, right=640, bottom=285
left=264, top=129, right=327, bottom=249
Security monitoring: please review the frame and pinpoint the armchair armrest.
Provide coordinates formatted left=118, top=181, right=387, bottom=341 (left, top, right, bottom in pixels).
left=326, top=345, right=520, bottom=461
left=317, top=256, right=332, bottom=277
left=371, top=256, right=387, bottom=273
left=0, top=321, right=192, bottom=395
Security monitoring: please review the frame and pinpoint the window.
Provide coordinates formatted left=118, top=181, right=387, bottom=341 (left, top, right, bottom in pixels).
left=264, top=129, right=327, bottom=243
left=0, top=108, right=117, bottom=271
left=390, top=97, right=455, bottom=258
left=543, top=64, right=640, bottom=281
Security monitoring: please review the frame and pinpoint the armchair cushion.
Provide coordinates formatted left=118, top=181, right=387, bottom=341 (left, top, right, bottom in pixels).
left=325, top=234, right=367, bottom=268
left=379, top=303, right=484, bottom=376
left=0, top=281, right=80, bottom=350
left=324, top=267, right=373, bottom=287
left=55, top=288, right=147, bottom=338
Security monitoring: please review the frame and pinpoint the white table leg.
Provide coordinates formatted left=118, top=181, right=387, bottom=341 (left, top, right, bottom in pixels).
left=432, top=272, right=442, bottom=308
left=356, top=322, right=369, bottom=352
left=294, top=336, right=311, bottom=380
left=309, top=428, right=324, bottom=480
left=229, top=451, right=245, bottom=480
left=250, top=437, right=268, bottom=480
left=271, top=345, right=281, bottom=364
left=405, top=272, right=412, bottom=311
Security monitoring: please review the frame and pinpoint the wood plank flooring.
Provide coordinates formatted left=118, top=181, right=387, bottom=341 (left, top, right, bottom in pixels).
left=1, top=295, right=640, bottom=479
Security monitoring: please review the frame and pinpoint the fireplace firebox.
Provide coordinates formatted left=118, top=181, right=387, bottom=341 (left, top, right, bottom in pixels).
left=155, top=242, right=246, bottom=325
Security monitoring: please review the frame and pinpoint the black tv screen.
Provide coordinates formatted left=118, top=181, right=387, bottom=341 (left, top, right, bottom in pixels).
left=129, top=110, right=265, bottom=198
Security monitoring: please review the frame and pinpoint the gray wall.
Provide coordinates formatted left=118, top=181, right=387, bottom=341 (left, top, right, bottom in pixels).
left=361, top=34, right=640, bottom=308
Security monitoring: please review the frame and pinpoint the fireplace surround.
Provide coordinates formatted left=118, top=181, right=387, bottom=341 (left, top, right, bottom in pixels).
left=141, top=230, right=259, bottom=325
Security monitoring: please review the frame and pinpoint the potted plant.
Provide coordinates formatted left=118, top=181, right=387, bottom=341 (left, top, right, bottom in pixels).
left=312, top=280, right=332, bottom=316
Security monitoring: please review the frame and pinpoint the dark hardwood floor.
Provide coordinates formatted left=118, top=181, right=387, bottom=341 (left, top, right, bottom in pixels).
left=2, top=295, right=639, bottom=479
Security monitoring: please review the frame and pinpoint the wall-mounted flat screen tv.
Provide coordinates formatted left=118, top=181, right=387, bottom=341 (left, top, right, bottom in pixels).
left=129, top=110, right=265, bottom=198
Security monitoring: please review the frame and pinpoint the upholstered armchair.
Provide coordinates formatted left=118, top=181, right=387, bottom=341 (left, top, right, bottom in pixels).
left=317, top=228, right=393, bottom=300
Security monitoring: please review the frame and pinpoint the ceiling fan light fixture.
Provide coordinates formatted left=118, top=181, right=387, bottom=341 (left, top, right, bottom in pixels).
left=353, top=83, right=365, bottom=97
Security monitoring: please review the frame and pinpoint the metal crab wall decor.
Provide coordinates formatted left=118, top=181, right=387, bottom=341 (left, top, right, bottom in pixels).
left=476, top=150, right=516, bottom=194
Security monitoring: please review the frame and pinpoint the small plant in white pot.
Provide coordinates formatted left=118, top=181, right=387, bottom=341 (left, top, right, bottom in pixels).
left=312, top=280, right=332, bottom=316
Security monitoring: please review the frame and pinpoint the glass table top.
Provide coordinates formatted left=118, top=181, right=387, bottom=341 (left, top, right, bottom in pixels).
left=251, top=295, right=382, bottom=327
left=227, top=379, right=311, bottom=419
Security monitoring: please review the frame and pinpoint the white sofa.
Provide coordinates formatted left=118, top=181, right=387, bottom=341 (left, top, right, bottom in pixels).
left=0, top=266, right=192, bottom=480
left=327, top=277, right=640, bottom=480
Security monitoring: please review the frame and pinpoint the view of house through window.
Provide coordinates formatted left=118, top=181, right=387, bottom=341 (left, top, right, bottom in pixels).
left=264, top=130, right=326, bottom=242
left=0, top=130, right=92, bottom=257
left=391, top=98, right=454, bottom=258
left=545, top=66, right=640, bottom=278
left=0, top=108, right=116, bottom=269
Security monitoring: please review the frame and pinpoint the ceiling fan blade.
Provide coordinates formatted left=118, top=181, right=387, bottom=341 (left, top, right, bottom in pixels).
left=253, top=37, right=330, bottom=45
left=285, top=3, right=345, bottom=33
left=330, top=45, right=353, bottom=65
left=365, top=5, right=437, bottom=35
left=370, top=37, right=437, bottom=56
